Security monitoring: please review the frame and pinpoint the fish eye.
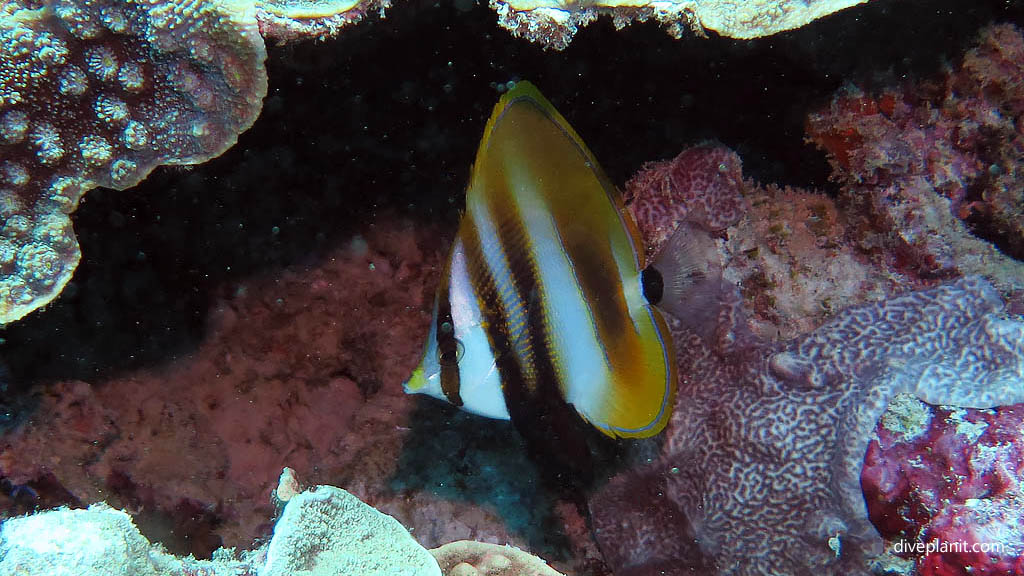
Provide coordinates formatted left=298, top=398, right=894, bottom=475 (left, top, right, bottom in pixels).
left=440, top=321, right=454, bottom=335
left=438, top=338, right=465, bottom=366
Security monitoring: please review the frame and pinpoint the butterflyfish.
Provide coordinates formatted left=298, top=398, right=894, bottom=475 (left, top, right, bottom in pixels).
left=404, top=81, right=711, bottom=440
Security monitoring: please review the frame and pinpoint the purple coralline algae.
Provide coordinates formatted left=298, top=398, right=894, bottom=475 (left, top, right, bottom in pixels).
left=0, top=0, right=268, bottom=324
left=862, top=398, right=1024, bottom=576
left=807, top=24, right=1024, bottom=297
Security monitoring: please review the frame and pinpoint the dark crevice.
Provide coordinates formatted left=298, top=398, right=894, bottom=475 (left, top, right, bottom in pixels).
left=1, top=0, right=1021, bottom=394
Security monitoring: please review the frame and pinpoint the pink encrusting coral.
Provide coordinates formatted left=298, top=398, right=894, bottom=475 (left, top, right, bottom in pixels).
left=623, top=144, right=749, bottom=253
left=625, top=143, right=904, bottom=342
left=0, top=222, right=440, bottom=550
left=0, top=0, right=268, bottom=324
left=862, top=397, right=1024, bottom=575
left=806, top=23, right=1024, bottom=296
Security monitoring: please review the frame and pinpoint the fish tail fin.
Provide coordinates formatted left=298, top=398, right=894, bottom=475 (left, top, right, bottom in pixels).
left=646, top=223, right=725, bottom=340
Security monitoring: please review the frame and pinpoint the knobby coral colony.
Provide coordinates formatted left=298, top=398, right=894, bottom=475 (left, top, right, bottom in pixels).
left=0, top=0, right=268, bottom=324
left=0, top=0, right=387, bottom=326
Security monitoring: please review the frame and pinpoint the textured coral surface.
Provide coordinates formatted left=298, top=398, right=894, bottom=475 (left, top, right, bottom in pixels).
left=255, top=0, right=388, bottom=42
left=807, top=24, right=1024, bottom=296
left=493, top=0, right=873, bottom=49
left=0, top=0, right=267, bottom=324
left=624, top=144, right=749, bottom=248
left=0, top=0, right=386, bottom=326
left=593, top=24, right=1024, bottom=575
left=2, top=483, right=570, bottom=576
left=625, top=277, right=1024, bottom=576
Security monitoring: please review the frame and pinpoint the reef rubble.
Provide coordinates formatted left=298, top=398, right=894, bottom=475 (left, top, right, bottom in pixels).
left=806, top=23, right=1024, bottom=298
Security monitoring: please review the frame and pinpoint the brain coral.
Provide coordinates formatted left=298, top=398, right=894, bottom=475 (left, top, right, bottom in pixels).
left=623, top=143, right=748, bottom=252
left=0, top=0, right=267, bottom=324
left=594, top=276, right=1024, bottom=575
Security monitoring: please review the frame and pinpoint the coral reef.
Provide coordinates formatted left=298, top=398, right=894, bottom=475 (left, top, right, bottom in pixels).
left=609, top=62, right=1024, bottom=568
left=0, top=478, right=563, bottom=576
left=2, top=10, right=1023, bottom=576
left=0, top=0, right=267, bottom=324
left=806, top=23, right=1024, bottom=297
left=625, top=143, right=901, bottom=342
left=862, top=397, right=1024, bottom=576
left=591, top=24, right=1024, bottom=575
left=0, top=0, right=903, bottom=325
left=493, top=0, right=873, bottom=50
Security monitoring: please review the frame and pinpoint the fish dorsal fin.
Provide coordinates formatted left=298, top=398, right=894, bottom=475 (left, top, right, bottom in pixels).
left=472, top=82, right=645, bottom=256
left=464, top=81, right=676, bottom=439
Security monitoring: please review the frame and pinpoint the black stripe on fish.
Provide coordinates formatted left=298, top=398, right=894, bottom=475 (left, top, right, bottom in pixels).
left=464, top=204, right=596, bottom=491
left=460, top=219, right=522, bottom=402
left=436, top=261, right=463, bottom=407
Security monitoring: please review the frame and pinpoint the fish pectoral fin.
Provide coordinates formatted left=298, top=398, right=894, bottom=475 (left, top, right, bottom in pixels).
left=647, top=222, right=725, bottom=341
